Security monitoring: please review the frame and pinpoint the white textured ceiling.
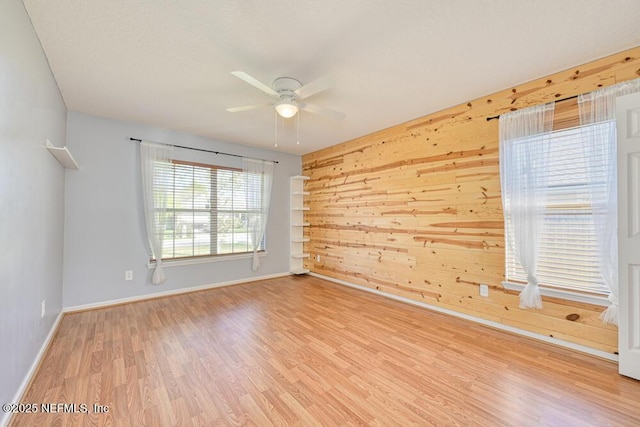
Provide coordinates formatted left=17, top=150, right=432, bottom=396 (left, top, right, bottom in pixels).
left=22, top=0, right=640, bottom=155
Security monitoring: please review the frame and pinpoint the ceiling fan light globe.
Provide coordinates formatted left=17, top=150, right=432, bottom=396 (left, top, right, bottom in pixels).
left=275, top=102, right=298, bottom=118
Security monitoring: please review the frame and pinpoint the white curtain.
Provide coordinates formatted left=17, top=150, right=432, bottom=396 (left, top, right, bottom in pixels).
left=500, top=103, right=555, bottom=309
left=243, top=158, right=273, bottom=271
left=578, top=78, right=640, bottom=325
left=140, top=141, right=173, bottom=284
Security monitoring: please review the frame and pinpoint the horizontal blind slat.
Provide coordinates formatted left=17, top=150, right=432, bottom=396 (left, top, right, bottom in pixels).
left=504, top=122, right=613, bottom=296
left=152, top=160, right=266, bottom=261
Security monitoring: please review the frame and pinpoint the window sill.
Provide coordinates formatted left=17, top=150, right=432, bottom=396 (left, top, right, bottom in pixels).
left=502, top=281, right=610, bottom=307
left=147, top=251, right=267, bottom=269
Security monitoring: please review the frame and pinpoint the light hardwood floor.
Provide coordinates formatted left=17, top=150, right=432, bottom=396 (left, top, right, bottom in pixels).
left=10, top=275, right=640, bottom=426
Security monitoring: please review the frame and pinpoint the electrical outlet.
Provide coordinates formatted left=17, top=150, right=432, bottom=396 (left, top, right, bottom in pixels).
left=125, top=270, right=133, bottom=281
left=41, top=300, right=46, bottom=318
left=479, top=284, right=489, bottom=297
left=316, top=254, right=320, bottom=262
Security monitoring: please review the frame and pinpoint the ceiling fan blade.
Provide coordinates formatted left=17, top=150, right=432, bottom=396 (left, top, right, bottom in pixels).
left=295, top=76, right=333, bottom=100
left=226, top=103, right=272, bottom=113
left=231, top=71, right=279, bottom=98
left=300, top=102, right=345, bottom=120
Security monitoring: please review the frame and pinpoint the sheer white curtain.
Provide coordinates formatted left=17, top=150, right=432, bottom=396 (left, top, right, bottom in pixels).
left=140, top=141, right=173, bottom=284
left=243, top=158, right=273, bottom=271
left=578, top=78, right=640, bottom=325
left=500, top=103, right=555, bottom=309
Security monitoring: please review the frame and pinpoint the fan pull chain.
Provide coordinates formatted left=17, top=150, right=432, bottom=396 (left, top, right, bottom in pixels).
left=274, top=109, right=278, bottom=148
left=296, top=113, right=300, bottom=145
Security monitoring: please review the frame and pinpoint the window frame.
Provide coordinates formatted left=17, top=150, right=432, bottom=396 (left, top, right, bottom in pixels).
left=502, top=119, right=614, bottom=305
left=149, top=159, right=266, bottom=264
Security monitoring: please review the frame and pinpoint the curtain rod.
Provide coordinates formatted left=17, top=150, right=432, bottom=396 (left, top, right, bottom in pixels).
left=129, top=138, right=279, bottom=164
left=485, top=94, right=579, bottom=121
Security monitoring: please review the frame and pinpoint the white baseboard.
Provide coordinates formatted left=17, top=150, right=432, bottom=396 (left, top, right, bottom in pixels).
left=1, top=311, right=65, bottom=427
left=64, top=272, right=291, bottom=313
left=309, top=272, right=618, bottom=363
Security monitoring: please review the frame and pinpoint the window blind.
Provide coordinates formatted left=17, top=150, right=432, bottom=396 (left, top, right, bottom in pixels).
left=505, top=123, right=613, bottom=295
left=152, top=161, right=265, bottom=260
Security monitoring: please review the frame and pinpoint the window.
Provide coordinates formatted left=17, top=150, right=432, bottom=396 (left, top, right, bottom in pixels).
left=504, top=122, right=614, bottom=295
left=153, top=160, right=265, bottom=261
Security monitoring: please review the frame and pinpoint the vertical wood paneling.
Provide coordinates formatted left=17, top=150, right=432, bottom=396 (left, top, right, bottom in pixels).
left=303, top=47, right=640, bottom=354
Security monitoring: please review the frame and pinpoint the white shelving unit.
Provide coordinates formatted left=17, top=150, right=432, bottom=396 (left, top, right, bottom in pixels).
left=290, top=175, right=310, bottom=274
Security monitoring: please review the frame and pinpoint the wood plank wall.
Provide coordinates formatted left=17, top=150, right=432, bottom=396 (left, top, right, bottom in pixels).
left=302, top=47, right=640, bottom=355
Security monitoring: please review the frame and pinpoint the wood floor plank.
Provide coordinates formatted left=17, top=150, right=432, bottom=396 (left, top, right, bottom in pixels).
left=9, top=275, right=640, bottom=426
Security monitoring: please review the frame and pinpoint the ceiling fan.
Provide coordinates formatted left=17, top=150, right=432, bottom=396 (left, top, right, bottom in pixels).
left=227, top=71, right=345, bottom=120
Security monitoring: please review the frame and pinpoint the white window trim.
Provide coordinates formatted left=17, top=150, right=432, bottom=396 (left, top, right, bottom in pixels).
left=502, top=281, right=609, bottom=307
left=147, top=251, right=267, bottom=269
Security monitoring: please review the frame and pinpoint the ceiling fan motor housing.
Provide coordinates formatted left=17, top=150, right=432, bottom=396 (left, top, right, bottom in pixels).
left=273, top=77, right=301, bottom=103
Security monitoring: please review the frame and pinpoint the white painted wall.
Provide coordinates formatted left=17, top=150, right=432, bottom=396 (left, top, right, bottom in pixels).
left=63, top=112, right=301, bottom=307
left=0, top=3, right=301, bottom=415
left=0, top=0, right=67, bottom=420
